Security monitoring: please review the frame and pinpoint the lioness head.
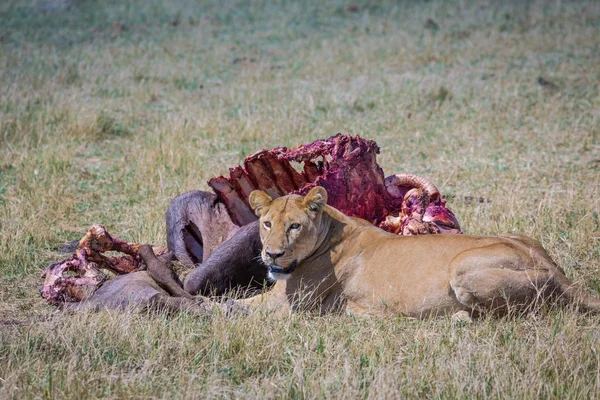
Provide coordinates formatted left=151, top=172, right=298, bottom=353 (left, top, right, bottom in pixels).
left=249, top=186, right=328, bottom=280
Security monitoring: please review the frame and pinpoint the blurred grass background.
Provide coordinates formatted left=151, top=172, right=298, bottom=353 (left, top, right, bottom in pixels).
left=0, top=0, right=599, bottom=398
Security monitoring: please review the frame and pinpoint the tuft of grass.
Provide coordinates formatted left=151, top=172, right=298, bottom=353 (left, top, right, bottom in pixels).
left=95, top=113, right=131, bottom=139
left=1, top=0, right=599, bottom=398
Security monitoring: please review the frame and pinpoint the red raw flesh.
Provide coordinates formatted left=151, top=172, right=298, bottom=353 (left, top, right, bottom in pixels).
left=209, top=133, right=461, bottom=235
left=40, top=225, right=166, bottom=305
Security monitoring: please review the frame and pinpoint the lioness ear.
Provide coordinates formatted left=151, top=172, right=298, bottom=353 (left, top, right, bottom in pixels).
left=303, top=186, right=327, bottom=215
left=249, top=190, right=273, bottom=217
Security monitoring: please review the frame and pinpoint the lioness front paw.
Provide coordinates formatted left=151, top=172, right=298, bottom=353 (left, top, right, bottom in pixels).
left=451, top=310, right=473, bottom=324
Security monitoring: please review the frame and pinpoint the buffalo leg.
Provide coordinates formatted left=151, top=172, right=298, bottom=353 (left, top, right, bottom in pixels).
left=183, top=221, right=268, bottom=297
left=165, top=190, right=240, bottom=266
left=138, top=245, right=194, bottom=299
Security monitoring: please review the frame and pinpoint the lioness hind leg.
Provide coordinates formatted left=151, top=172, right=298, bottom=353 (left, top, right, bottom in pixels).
left=449, top=244, right=554, bottom=316
left=451, top=268, right=553, bottom=315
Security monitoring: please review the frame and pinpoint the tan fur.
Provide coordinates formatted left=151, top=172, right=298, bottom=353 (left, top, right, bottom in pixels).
left=242, top=187, right=600, bottom=318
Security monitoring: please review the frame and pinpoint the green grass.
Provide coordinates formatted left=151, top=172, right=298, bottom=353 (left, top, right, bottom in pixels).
left=1, top=0, right=599, bottom=398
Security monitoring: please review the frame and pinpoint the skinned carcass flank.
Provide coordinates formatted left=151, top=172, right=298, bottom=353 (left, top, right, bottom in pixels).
left=207, top=133, right=460, bottom=234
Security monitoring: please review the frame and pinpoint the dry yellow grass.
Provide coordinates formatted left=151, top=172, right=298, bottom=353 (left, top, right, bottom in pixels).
left=1, top=0, right=599, bottom=398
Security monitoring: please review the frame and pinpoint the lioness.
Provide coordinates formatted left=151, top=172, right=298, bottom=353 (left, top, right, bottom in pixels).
left=239, top=186, right=600, bottom=318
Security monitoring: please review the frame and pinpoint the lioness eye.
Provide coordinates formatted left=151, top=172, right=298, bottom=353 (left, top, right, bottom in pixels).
left=290, top=223, right=300, bottom=230
left=263, top=221, right=271, bottom=229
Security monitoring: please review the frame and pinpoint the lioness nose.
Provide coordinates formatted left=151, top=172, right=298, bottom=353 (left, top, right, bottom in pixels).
left=266, top=250, right=285, bottom=259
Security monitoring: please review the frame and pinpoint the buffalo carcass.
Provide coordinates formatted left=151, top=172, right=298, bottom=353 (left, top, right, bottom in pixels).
left=167, top=134, right=460, bottom=296
left=41, top=134, right=461, bottom=311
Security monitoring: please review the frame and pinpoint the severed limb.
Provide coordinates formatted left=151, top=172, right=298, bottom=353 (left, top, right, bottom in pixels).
left=41, top=224, right=169, bottom=306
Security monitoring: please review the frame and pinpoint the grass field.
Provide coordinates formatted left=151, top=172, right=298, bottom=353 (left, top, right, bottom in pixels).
left=1, top=0, right=599, bottom=398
